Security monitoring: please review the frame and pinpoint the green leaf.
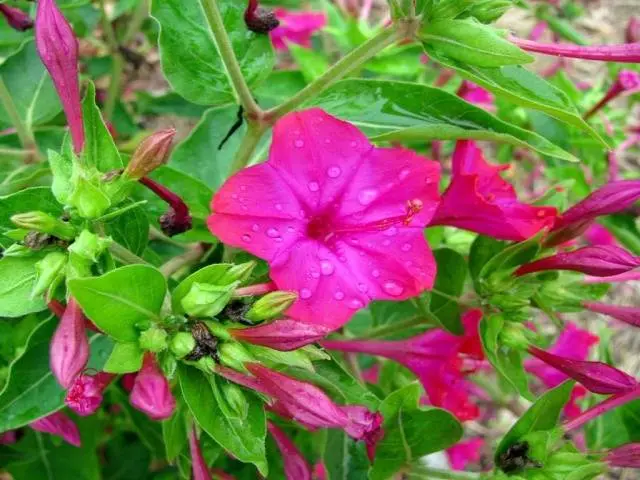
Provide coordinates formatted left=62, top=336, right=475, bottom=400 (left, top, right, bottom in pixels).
left=421, top=20, right=533, bottom=67
left=322, top=429, right=370, bottom=480
left=0, top=318, right=113, bottom=431
left=0, top=255, right=47, bottom=317
left=0, top=40, right=62, bottom=130
left=81, top=82, right=123, bottom=172
left=68, top=265, right=167, bottom=342
left=162, top=401, right=188, bottom=463
left=495, top=381, right=574, bottom=461
left=480, top=315, right=532, bottom=400
left=312, top=79, right=577, bottom=162
left=178, top=364, right=268, bottom=475
left=288, top=43, right=330, bottom=82
left=103, top=342, right=144, bottom=373
left=0, top=186, right=62, bottom=233
left=469, top=235, right=507, bottom=288
left=425, top=52, right=608, bottom=148
left=103, top=201, right=150, bottom=256
left=370, top=383, right=463, bottom=480
left=151, top=0, right=275, bottom=106
left=429, top=248, right=467, bottom=334
left=48, top=138, right=75, bottom=204
left=171, top=263, right=235, bottom=313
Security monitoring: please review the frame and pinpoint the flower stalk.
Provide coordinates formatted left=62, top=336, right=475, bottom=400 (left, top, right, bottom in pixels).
left=510, top=36, right=640, bottom=63
left=563, top=386, right=640, bottom=432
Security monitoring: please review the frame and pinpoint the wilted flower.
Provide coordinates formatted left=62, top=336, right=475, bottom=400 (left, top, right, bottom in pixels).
left=268, top=422, right=313, bottom=480
left=244, top=0, right=279, bottom=34
left=584, top=302, right=640, bottom=328
left=431, top=141, right=556, bottom=241
left=139, top=176, right=192, bottom=237
left=50, top=298, right=89, bottom=389
left=0, top=4, right=33, bottom=31
left=65, top=371, right=115, bottom=416
left=270, top=9, right=327, bottom=51
left=446, top=438, right=484, bottom=471
left=130, top=353, right=176, bottom=421
left=229, top=319, right=331, bottom=351
left=30, top=412, right=81, bottom=447
left=208, top=109, right=441, bottom=329
left=189, top=427, right=212, bottom=480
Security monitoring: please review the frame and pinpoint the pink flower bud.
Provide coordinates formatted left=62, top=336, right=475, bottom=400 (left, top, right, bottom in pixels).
left=50, top=298, right=89, bottom=389
left=123, top=129, right=176, bottom=180
left=528, top=346, right=638, bottom=395
left=65, top=372, right=115, bottom=416
left=35, top=0, right=84, bottom=153
left=515, top=246, right=640, bottom=277
left=510, top=36, right=640, bottom=63
left=606, top=443, right=640, bottom=468
left=0, top=431, right=17, bottom=445
left=30, top=411, right=81, bottom=447
left=584, top=302, right=640, bottom=328
left=584, top=70, right=640, bottom=120
left=626, top=17, right=640, bottom=43
left=189, top=427, right=212, bottom=480
left=229, top=319, right=330, bottom=351
left=268, top=422, right=312, bottom=480
left=0, top=4, right=33, bottom=31
left=130, top=353, right=176, bottom=421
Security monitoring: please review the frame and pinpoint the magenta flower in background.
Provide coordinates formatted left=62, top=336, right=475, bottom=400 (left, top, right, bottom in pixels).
left=30, top=412, right=81, bottom=447
left=0, top=4, right=33, bottom=31
left=584, top=224, right=617, bottom=247
left=584, top=70, right=640, bottom=120
left=516, top=245, right=640, bottom=277
left=35, top=0, right=84, bottom=153
left=268, top=422, right=313, bottom=480
left=627, top=17, right=640, bottom=43
left=270, top=9, right=327, bottom=51
left=65, top=372, right=115, bottom=416
left=229, top=319, right=331, bottom=351
left=50, top=298, right=89, bottom=389
left=606, top=443, right=640, bottom=468
left=584, top=302, right=640, bottom=328
left=208, top=109, right=440, bottom=329
left=130, top=353, right=176, bottom=421
left=446, top=437, right=484, bottom=471
left=0, top=431, right=17, bottom=445
left=457, top=81, right=495, bottom=111
left=189, top=427, right=212, bottom=480
left=431, top=141, right=557, bottom=241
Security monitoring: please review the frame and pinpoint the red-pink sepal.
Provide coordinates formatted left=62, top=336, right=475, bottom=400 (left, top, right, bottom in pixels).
left=229, top=319, right=331, bottom=351
left=35, top=0, right=84, bottom=153
left=527, top=346, right=638, bottom=395
left=584, top=302, right=640, bottom=328
left=30, top=411, right=81, bottom=447
left=50, top=298, right=89, bottom=389
left=606, top=443, right=640, bottom=468
left=65, top=371, right=115, bottom=416
left=0, top=4, right=33, bottom=31
left=189, top=427, right=212, bottom=480
left=268, top=422, right=313, bottom=480
left=130, top=353, right=176, bottom=421
left=515, top=246, right=640, bottom=277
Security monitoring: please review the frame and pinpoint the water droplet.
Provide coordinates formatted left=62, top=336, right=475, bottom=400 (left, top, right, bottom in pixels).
left=405, top=260, right=414, bottom=268
left=231, top=193, right=238, bottom=199
left=382, top=239, right=391, bottom=247
left=357, top=188, right=378, bottom=206
left=383, top=281, right=404, bottom=297
left=350, top=141, right=358, bottom=148
left=300, top=288, right=312, bottom=299
left=241, top=205, right=248, bottom=211
left=399, top=168, right=410, bottom=180
left=251, top=224, right=259, bottom=232
left=287, top=226, right=295, bottom=233
left=384, top=226, right=397, bottom=237
left=349, top=237, right=359, bottom=245
left=266, top=228, right=279, bottom=238
left=242, top=234, right=252, bottom=243
left=324, top=138, right=331, bottom=144
left=334, top=291, right=345, bottom=301
left=401, top=243, right=412, bottom=252
left=275, top=203, right=283, bottom=211
left=358, top=283, right=368, bottom=293
left=372, top=269, right=380, bottom=278
left=311, top=271, right=320, bottom=279
left=339, top=256, right=347, bottom=262
left=308, top=182, right=320, bottom=192
left=294, top=139, right=305, bottom=148
left=240, top=185, right=247, bottom=191
left=320, top=260, right=334, bottom=276
left=327, top=166, right=342, bottom=178
left=349, top=299, right=364, bottom=309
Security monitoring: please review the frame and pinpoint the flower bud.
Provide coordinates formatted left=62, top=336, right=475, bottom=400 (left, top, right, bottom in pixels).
left=244, top=0, right=279, bottom=34
left=0, top=4, right=34, bottom=31
left=268, top=422, right=313, bottom=480
left=65, top=371, right=115, bottom=416
left=32, top=251, right=67, bottom=299
left=220, top=261, right=256, bottom=284
left=218, top=342, right=255, bottom=372
left=30, top=411, right=81, bottom=447
left=36, top=0, right=84, bottom=153
left=606, top=443, right=640, bottom=468
left=230, top=319, right=330, bottom=351
left=68, top=230, right=112, bottom=263
left=170, top=332, right=197, bottom=359
left=123, top=129, right=176, bottom=180
left=244, top=291, right=297, bottom=323
left=11, top=211, right=76, bottom=240
left=50, top=297, right=89, bottom=389
left=627, top=17, right=640, bottom=43
left=222, top=382, right=248, bottom=420
left=139, top=327, right=169, bottom=353
left=584, top=302, right=640, bottom=328
left=130, top=353, right=176, bottom=421
left=188, top=427, right=212, bottom=480
left=181, top=282, right=238, bottom=318
left=499, top=322, right=532, bottom=350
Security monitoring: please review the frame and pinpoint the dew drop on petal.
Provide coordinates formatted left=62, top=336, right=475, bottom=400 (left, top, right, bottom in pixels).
left=308, top=182, right=320, bottom=192
left=287, top=226, right=295, bottom=233
left=349, top=299, right=364, bottom=309
left=350, top=141, right=358, bottom=148
left=327, top=166, right=342, bottom=178
left=251, top=224, right=260, bottom=232
left=358, top=283, right=368, bottom=293
left=275, top=203, right=283, bottom=211
left=399, top=168, right=410, bottom=180
left=357, top=188, right=378, bottom=206
left=383, top=281, right=404, bottom=297
left=334, top=291, right=345, bottom=301
left=372, top=269, right=380, bottom=278
left=240, top=185, right=247, bottom=191
left=266, top=228, right=280, bottom=238
left=382, top=239, right=391, bottom=247
left=294, top=139, right=305, bottom=148
left=300, top=288, right=312, bottom=299
left=320, top=260, right=334, bottom=276
left=242, top=234, right=252, bottom=243
left=401, top=243, right=412, bottom=252
left=231, top=193, right=238, bottom=199
left=384, top=227, right=397, bottom=237
left=311, top=271, right=320, bottom=279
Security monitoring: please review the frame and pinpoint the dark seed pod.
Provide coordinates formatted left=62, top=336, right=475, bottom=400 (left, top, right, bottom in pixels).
left=244, top=0, right=279, bottom=34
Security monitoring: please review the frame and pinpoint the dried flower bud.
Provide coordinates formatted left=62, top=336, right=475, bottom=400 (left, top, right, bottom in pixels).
left=0, top=4, right=34, bottom=31
left=50, top=297, right=89, bottom=389
left=130, top=353, right=176, bottom=421
left=140, top=176, right=193, bottom=237
left=65, top=371, right=115, bottom=416
left=159, top=207, right=193, bottom=237
left=244, top=291, right=297, bottom=323
left=123, top=129, right=176, bottom=180
left=30, top=411, right=81, bottom=447
left=244, top=0, right=279, bottom=34
left=11, top=211, right=76, bottom=240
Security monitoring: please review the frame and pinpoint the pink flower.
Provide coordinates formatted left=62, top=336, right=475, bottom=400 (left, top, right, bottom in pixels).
left=65, top=372, right=115, bottom=416
left=627, top=17, right=640, bottom=43
left=584, top=302, right=640, bottom=328
left=50, top=298, right=89, bottom=389
left=606, top=443, right=640, bottom=468
left=0, top=4, right=33, bottom=31
left=515, top=245, right=640, bottom=277
left=584, top=224, right=617, bottom=247
left=130, top=353, right=176, bottom=421
left=30, top=411, right=81, bottom=447
left=431, top=141, right=556, bottom=241
left=229, top=319, right=331, bottom=351
left=322, top=310, right=484, bottom=421
left=189, top=427, right=212, bottom=480
left=208, top=109, right=440, bottom=329
left=268, top=422, right=313, bottom=480
left=584, top=70, right=640, bottom=120
left=446, top=438, right=484, bottom=471
left=270, top=9, right=327, bottom=51
left=457, top=81, right=495, bottom=110
left=0, top=431, right=17, bottom=445
left=35, top=0, right=84, bottom=153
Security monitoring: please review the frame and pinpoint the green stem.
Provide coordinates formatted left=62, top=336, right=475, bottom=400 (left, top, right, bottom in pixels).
left=160, top=243, right=206, bottom=278
left=199, top=0, right=261, bottom=118
left=266, top=26, right=400, bottom=120
left=0, top=147, right=33, bottom=157
left=99, top=0, right=123, bottom=121
left=122, top=0, right=149, bottom=45
left=432, top=288, right=478, bottom=308
left=109, top=242, right=149, bottom=265
left=408, top=466, right=480, bottom=480
left=229, top=122, right=267, bottom=174
left=0, top=76, right=37, bottom=152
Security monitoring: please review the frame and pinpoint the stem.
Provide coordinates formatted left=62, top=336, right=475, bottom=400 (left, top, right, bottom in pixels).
left=109, top=242, right=150, bottom=265
left=563, top=386, right=640, bottom=432
left=432, top=288, right=478, bottom=308
left=233, top=282, right=277, bottom=297
left=229, top=122, right=267, bottom=174
left=510, top=36, right=640, bottom=63
left=199, top=0, right=261, bottom=118
left=266, top=26, right=400, bottom=120
left=0, top=147, right=33, bottom=157
left=0, top=75, right=36, bottom=152
left=122, top=0, right=149, bottom=45
left=99, top=0, right=123, bottom=121
left=160, top=243, right=206, bottom=278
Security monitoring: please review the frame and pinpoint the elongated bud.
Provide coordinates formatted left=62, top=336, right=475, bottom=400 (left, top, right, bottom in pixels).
left=268, top=422, right=313, bottom=480
left=584, top=302, right=640, bottom=328
left=528, top=346, right=638, bottom=395
left=515, top=246, right=640, bottom=277
left=244, top=0, right=279, bottom=34
left=584, top=70, right=640, bottom=120
left=32, top=252, right=67, bottom=299
left=230, top=319, right=330, bottom=351
left=181, top=282, right=238, bottom=318
left=139, top=176, right=192, bottom=237
left=36, top=0, right=84, bottom=153
left=139, top=327, right=168, bottom=353
left=626, top=17, right=640, bottom=43
left=65, top=371, right=115, bottom=416
left=606, top=443, right=640, bottom=468
left=123, top=129, right=176, bottom=180
left=218, top=342, right=255, bottom=372
left=170, top=332, right=197, bottom=359
left=221, top=261, right=256, bottom=284
left=222, top=382, right=249, bottom=420
left=0, top=4, right=33, bottom=31
left=189, top=427, right=212, bottom=480
left=510, top=36, right=640, bottom=63
left=11, top=211, right=76, bottom=240
left=30, top=411, right=81, bottom=447
left=50, top=298, right=89, bottom=388
left=130, top=353, right=176, bottom=420
left=244, top=291, right=297, bottom=323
